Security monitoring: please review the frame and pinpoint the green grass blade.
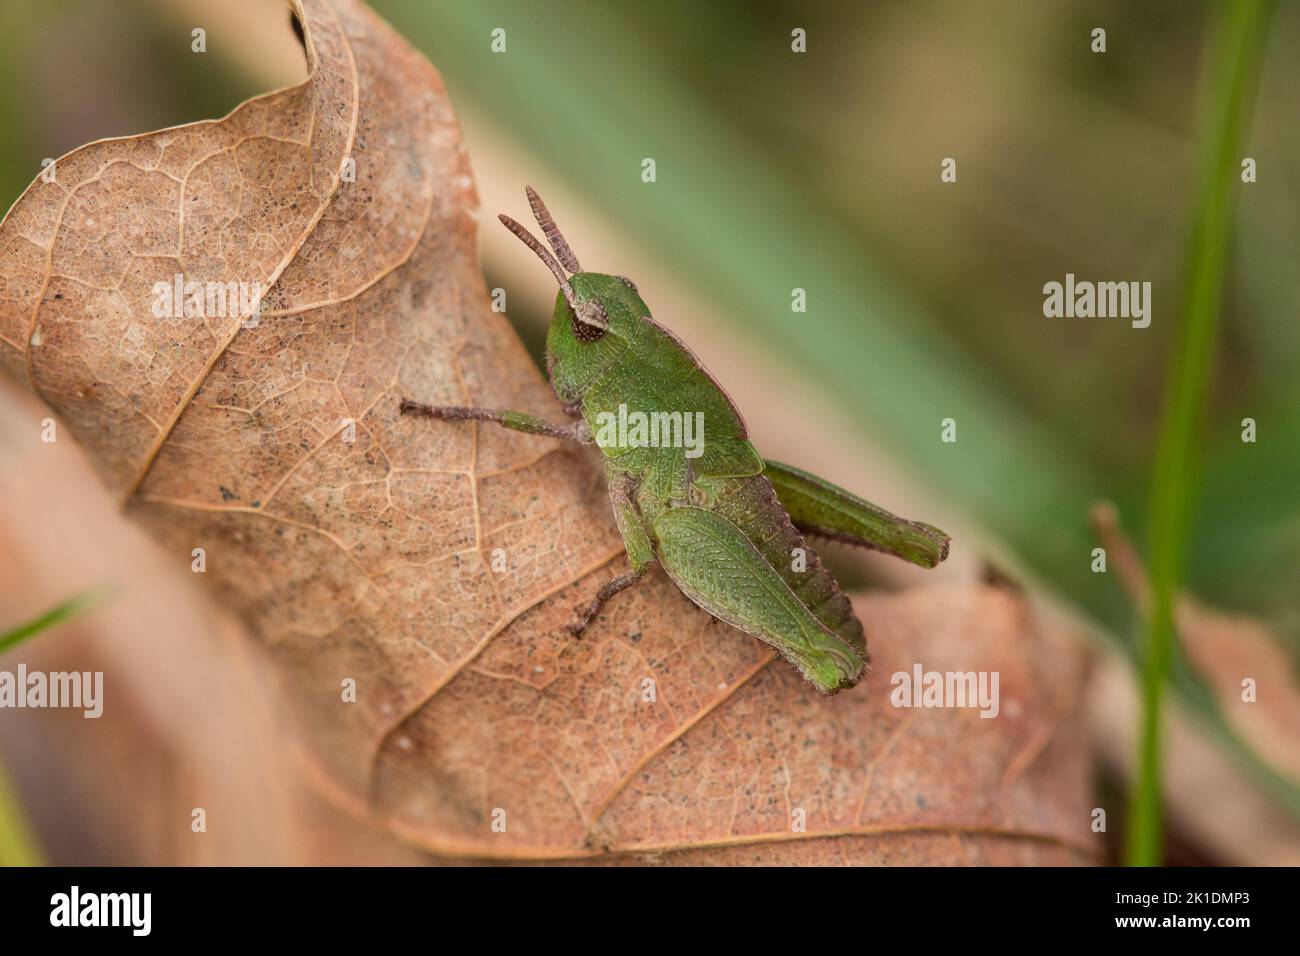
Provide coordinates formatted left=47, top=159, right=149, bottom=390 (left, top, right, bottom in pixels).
left=0, top=591, right=101, bottom=866
left=1128, top=0, right=1276, bottom=867
left=0, top=593, right=97, bottom=654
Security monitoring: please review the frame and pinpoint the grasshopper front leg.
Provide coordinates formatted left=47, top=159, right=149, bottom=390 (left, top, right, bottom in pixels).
left=400, top=400, right=592, bottom=443
left=763, top=459, right=950, bottom=569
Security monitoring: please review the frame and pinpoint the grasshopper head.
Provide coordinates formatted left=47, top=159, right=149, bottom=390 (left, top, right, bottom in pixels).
left=498, top=188, right=647, bottom=401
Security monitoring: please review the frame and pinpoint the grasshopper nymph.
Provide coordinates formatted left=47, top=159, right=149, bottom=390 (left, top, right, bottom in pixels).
left=402, top=188, right=950, bottom=694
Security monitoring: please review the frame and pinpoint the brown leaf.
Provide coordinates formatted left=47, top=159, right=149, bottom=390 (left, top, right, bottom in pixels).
left=0, top=0, right=1094, bottom=863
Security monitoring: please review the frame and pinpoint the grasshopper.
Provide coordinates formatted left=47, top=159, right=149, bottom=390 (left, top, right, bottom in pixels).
left=402, top=188, right=950, bottom=694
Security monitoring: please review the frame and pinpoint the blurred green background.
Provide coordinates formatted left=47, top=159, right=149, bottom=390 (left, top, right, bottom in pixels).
left=2, top=1, right=1296, bottom=640
left=0, top=0, right=1297, bottom=852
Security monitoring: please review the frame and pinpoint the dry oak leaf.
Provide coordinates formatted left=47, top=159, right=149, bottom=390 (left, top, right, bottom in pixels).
left=0, top=0, right=1095, bottom=863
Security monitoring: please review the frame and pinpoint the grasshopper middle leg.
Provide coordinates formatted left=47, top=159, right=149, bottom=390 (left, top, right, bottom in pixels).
left=566, top=564, right=652, bottom=637
left=567, top=473, right=657, bottom=637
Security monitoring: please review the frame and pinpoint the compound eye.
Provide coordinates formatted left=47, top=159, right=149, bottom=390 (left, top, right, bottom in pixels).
left=573, top=318, right=606, bottom=342
left=571, top=299, right=609, bottom=342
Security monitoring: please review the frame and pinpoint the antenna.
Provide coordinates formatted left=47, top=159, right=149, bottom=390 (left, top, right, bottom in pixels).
left=497, top=212, right=608, bottom=334
left=525, top=186, right=582, bottom=274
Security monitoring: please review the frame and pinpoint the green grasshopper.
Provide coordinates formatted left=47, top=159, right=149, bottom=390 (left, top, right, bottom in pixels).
left=402, top=188, right=950, bottom=694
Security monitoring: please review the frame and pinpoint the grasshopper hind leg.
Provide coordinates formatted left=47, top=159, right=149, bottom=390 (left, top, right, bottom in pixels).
left=763, top=459, right=950, bottom=569
left=651, top=505, right=865, bottom=694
